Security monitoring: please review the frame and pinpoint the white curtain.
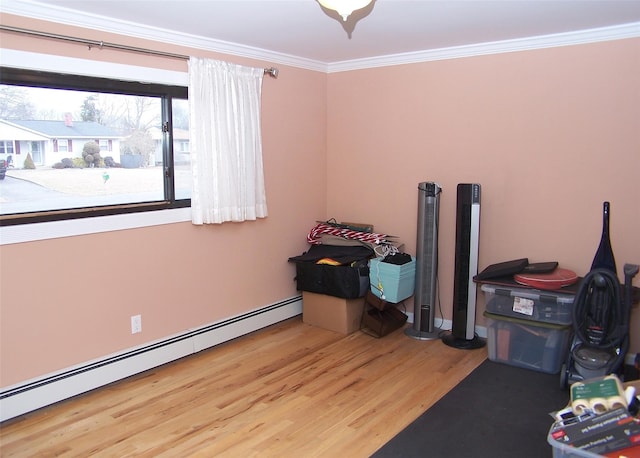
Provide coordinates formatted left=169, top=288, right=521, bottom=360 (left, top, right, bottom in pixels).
left=188, top=57, right=268, bottom=224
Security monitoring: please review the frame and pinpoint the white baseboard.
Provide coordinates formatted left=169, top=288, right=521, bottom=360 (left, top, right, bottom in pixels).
left=405, top=311, right=487, bottom=339
left=0, top=297, right=302, bottom=422
left=6, top=298, right=632, bottom=423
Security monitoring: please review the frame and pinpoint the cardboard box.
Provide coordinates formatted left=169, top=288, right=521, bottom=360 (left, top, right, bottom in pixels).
left=302, top=291, right=365, bottom=334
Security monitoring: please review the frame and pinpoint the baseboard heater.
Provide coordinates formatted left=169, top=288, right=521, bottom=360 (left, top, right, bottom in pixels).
left=0, top=296, right=302, bottom=422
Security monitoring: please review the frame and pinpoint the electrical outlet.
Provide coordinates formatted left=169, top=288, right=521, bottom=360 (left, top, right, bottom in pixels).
left=131, top=315, right=142, bottom=334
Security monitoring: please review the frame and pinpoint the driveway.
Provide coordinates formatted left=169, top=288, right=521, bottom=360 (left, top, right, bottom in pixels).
left=0, top=166, right=191, bottom=215
left=0, top=175, right=63, bottom=202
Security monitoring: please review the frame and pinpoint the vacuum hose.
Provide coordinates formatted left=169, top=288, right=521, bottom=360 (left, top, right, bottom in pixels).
left=572, top=268, right=624, bottom=350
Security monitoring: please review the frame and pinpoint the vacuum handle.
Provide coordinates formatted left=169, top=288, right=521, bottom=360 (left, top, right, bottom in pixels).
left=624, top=263, right=639, bottom=320
left=624, top=263, right=639, bottom=280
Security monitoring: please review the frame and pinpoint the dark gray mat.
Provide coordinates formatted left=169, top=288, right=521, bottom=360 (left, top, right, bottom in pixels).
left=372, top=359, right=570, bottom=458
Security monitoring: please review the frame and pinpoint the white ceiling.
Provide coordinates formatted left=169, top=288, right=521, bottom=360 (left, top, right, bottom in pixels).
left=2, top=0, right=640, bottom=71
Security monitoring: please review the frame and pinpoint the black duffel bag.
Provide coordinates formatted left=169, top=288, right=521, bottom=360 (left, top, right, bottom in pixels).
left=289, top=244, right=373, bottom=299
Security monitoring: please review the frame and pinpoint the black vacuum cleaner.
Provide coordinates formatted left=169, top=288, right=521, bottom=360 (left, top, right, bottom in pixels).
left=560, top=264, right=638, bottom=388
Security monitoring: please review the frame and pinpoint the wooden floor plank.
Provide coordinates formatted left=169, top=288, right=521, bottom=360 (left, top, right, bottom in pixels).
left=0, top=317, right=486, bottom=457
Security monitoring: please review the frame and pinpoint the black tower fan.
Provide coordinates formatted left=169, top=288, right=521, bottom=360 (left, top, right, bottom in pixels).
left=442, top=183, right=485, bottom=349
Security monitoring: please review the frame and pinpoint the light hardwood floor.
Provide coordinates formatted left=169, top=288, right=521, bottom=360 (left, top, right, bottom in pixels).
left=0, top=317, right=486, bottom=457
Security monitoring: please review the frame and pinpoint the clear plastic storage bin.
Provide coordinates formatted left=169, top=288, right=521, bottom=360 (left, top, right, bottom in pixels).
left=484, top=311, right=571, bottom=374
left=481, top=283, right=574, bottom=325
left=547, top=428, right=604, bottom=458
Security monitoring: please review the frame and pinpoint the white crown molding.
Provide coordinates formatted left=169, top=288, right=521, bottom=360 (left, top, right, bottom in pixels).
left=0, top=0, right=329, bottom=73
left=328, top=22, right=640, bottom=73
left=1, top=0, right=638, bottom=74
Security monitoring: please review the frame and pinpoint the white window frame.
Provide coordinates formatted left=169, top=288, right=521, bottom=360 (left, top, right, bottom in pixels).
left=57, top=138, right=69, bottom=153
left=0, top=140, right=15, bottom=155
left=0, top=49, right=191, bottom=245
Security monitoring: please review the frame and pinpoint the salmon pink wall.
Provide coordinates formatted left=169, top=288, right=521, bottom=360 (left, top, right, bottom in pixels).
left=326, top=38, right=640, bottom=351
left=1, top=12, right=639, bottom=392
left=0, top=14, right=327, bottom=387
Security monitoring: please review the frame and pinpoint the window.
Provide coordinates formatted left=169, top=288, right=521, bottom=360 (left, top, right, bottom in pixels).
left=176, top=140, right=189, bottom=152
left=56, top=139, right=69, bottom=153
left=99, top=139, right=110, bottom=152
left=0, top=67, right=189, bottom=226
left=0, top=140, right=14, bottom=155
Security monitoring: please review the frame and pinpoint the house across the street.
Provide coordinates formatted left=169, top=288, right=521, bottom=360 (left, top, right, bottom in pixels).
left=0, top=116, right=121, bottom=167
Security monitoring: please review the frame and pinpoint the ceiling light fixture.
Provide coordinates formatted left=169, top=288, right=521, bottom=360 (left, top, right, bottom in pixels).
left=317, top=0, right=373, bottom=21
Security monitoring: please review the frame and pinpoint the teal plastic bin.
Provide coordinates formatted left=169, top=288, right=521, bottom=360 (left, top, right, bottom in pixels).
left=369, top=257, right=416, bottom=303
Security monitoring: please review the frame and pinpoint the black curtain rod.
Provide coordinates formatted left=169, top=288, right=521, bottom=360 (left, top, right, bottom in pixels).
left=0, top=24, right=279, bottom=78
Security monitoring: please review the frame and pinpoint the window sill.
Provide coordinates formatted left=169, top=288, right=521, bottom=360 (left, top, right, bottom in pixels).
left=0, top=207, right=191, bottom=245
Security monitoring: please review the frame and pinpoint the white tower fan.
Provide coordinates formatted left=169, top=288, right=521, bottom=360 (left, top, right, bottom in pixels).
left=406, top=182, right=443, bottom=340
